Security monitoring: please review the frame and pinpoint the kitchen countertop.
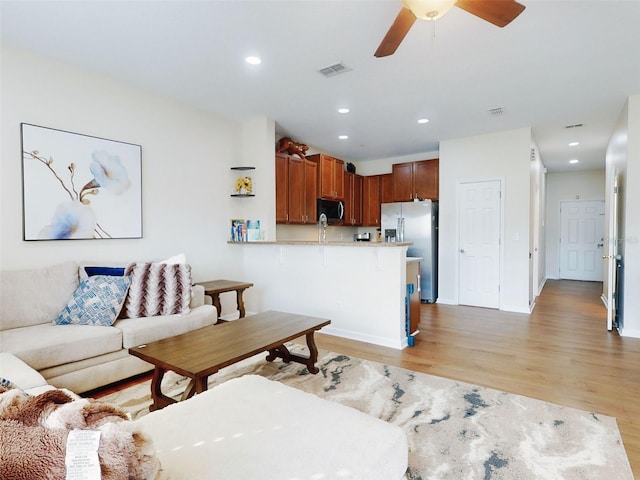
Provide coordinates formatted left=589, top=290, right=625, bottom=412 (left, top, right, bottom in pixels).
left=228, top=241, right=412, bottom=247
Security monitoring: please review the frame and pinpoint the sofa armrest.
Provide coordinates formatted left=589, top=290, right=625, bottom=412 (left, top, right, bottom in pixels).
left=190, top=284, right=205, bottom=308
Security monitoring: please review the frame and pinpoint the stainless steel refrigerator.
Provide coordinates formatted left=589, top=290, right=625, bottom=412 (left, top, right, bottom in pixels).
left=382, top=200, right=438, bottom=303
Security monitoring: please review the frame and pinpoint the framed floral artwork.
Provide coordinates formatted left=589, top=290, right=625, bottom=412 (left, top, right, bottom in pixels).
left=21, top=123, right=142, bottom=240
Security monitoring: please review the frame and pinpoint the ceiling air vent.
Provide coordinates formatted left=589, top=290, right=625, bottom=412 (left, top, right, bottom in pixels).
left=564, top=123, right=583, bottom=129
left=488, top=106, right=505, bottom=116
left=318, top=62, right=351, bottom=78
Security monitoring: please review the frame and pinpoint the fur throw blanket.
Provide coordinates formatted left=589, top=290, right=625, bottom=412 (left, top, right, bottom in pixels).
left=0, top=386, right=160, bottom=480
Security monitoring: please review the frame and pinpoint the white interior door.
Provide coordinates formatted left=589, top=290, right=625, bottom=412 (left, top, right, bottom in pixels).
left=559, top=200, right=605, bottom=281
left=458, top=180, right=501, bottom=308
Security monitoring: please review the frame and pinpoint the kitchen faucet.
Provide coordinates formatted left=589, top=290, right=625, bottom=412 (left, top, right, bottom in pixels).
left=318, top=213, right=328, bottom=243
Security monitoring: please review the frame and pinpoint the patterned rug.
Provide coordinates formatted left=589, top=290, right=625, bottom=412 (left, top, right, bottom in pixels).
left=98, top=345, right=633, bottom=480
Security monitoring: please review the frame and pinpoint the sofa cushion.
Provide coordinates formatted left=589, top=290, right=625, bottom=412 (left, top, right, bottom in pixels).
left=0, top=324, right=122, bottom=371
left=135, top=375, right=408, bottom=480
left=122, top=262, right=192, bottom=318
left=0, top=352, right=48, bottom=390
left=55, top=275, right=131, bottom=326
left=115, top=305, right=217, bottom=349
left=0, top=261, right=78, bottom=330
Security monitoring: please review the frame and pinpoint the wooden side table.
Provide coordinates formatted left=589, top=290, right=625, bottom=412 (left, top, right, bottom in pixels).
left=197, top=279, right=254, bottom=321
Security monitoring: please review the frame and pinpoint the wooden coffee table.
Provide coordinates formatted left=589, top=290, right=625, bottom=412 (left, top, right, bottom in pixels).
left=129, top=310, right=331, bottom=411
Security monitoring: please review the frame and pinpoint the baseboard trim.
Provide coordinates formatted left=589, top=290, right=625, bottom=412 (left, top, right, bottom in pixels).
left=619, top=327, right=640, bottom=339
left=500, top=304, right=531, bottom=314
left=320, top=326, right=405, bottom=350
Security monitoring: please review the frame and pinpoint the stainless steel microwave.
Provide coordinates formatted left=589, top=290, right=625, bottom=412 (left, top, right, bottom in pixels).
left=317, top=199, right=344, bottom=224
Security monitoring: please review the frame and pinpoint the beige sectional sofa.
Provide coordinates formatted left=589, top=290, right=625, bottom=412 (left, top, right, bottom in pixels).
left=0, top=353, right=408, bottom=479
left=0, top=261, right=218, bottom=393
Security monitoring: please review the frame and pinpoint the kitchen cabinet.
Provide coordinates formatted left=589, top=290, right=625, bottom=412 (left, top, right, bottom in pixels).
left=275, top=154, right=317, bottom=224
left=392, top=159, right=439, bottom=201
left=381, top=173, right=394, bottom=204
left=308, top=153, right=345, bottom=200
left=362, top=175, right=381, bottom=227
left=406, top=259, right=421, bottom=335
left=275, top=154, right=288, bottom=223
left=344, top=172, right=363, bottom=226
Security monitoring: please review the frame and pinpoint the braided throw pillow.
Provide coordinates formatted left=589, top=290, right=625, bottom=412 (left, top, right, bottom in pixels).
left=122, top=262, right=192, bottom=318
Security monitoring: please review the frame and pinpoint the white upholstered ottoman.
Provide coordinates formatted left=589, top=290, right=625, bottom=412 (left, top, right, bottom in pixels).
left=135, top=375, right=408, bottom=479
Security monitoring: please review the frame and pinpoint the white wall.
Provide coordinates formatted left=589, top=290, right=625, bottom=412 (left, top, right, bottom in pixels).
left=606, top=94, right=640, bottom=337
left=623, top=95, right=640, bottom=336
left=544, top=170, right=605, bottom=280
left=240, top=244, right=409, bottom=349
left=0, top=45, right=277, bottom=316
left=439, top=127, right=533, bottom=313
left=529, top=143, right=547, bottom=301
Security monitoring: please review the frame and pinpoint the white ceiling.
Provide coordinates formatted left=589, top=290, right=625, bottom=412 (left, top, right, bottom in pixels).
left=2, top=0, right=639, bottom=172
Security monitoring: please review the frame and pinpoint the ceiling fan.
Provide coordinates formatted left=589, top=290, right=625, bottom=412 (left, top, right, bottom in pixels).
left=374, top=0, right=526, bottom=58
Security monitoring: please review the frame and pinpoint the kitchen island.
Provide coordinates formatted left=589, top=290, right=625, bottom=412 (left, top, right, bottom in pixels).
left=230, top=241, right=414, bottom=349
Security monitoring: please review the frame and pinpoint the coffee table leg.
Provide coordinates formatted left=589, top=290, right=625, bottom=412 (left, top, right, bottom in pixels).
left=237, top=288, right=248, bottom=318
left=211, top=293, right=222, bottom=322
left=150, top=366, right=177, bottom=411
left=181, top=376, right=209, bottom=401
left=305, top=331, right=320, bottom=374
left=266, top=344, right=292, bottom=363
left=266, top=331, right=321, bottom=374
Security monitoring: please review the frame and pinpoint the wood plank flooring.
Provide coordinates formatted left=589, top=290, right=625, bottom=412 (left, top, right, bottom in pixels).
left=93, top=279, right=640, bottom=476
left=312, top=279, right=640, bottom=477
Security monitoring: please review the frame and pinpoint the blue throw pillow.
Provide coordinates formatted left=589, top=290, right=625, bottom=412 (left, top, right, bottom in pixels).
left=55, top=275, right=131, bottom=326
left=84, top=266, right=125, bottom=277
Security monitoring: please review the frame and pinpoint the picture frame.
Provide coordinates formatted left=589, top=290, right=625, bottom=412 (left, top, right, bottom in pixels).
left=21, top=123, right=142, bottom=240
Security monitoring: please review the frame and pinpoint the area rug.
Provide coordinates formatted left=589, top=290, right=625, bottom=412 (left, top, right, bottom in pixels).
left=99, top=345, right=633, bottom=480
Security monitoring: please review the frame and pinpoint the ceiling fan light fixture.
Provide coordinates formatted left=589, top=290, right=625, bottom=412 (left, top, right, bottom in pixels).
left=402, top=0, right=457, bottom=21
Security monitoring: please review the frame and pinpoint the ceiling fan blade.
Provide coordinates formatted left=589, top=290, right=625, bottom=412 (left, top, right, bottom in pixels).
left=374, top=7, right=417, bottom=58
left=455, top=0, right=526, bottom=27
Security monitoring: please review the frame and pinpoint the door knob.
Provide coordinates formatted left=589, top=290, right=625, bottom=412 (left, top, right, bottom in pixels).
left=597, top=243, right=604, bottom=247
left=460, top=249, right=465, bottom=253
left=602, top=255, right=612, bottom=259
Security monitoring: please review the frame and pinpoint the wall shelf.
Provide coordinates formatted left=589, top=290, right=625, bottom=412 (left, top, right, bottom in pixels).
left=231, top=167, right=255, bottom=196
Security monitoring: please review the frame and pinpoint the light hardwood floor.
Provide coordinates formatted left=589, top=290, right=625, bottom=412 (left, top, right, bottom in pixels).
left=94, top=279, right=639, bottom=475
left=312, top=279, right=640, bottom=477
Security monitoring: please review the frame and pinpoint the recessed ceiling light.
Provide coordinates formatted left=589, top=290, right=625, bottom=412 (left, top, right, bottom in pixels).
left=417, top=118, right=430, bottom=124
left=338, top=135, right=349, bottom=140
left=338, top=108, right=350, bottom=114
left=569, top=141, right=579, bottom=147
left=245, top=56, right=262, bottom=65
left=569, top=159, right=579, bottom=164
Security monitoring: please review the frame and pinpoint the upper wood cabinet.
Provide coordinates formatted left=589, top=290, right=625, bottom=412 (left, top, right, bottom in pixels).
left=276, top=154, right=317, bottom=224
left=392, top=159, right=439, bottom=201
left=380, top=173, right=394, bottom=204
left=275, top=154, right=288, bottom=223
left=362, top=175, right=381, bottom=227
left=308, top=153, right=345, bottom=200
left=344, top=172, right=363, bottom=226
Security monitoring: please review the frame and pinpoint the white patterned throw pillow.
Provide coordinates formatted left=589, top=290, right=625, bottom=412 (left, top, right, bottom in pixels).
left=122, top=262, right=192, bottom=318
left=55, top=275, right=131, bottom=326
